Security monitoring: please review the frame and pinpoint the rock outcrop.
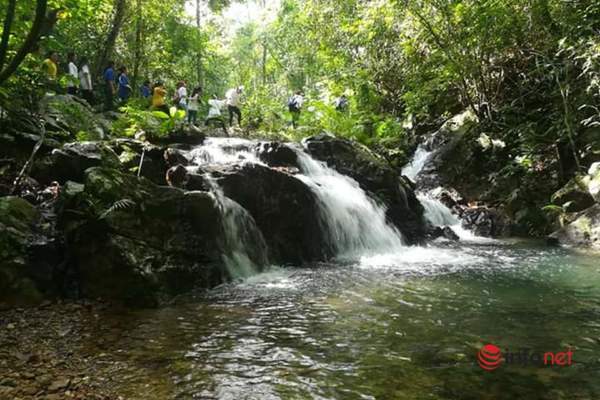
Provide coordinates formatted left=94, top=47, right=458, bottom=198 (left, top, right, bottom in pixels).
left=59, top=167, right=225, bottom=307
left=549, top=204, right=600, bottom=250
left=0, top=197, right=44, bottom=304
left=34, top=142, right=121, bottom=184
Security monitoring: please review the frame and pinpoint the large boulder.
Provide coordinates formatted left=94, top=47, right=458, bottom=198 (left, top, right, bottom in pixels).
left=0, top=197, right=44, bottom=304
left=33, top=141, right=121, bottom=184
left=202, top=163, right=330, bottom=264
left=551, top=176, right=595, bottom=213
left=415, top=110, right=480, bottom=190
left=59, top=167, right=226, bottom=307
left=461, top=207, right=511, bottom=237
left=109, top=138, right=168, bottom=185
left=583, top=162, right=600, bottom=203
left=41, top=94, right=109, bottom=140
left=549, top=204, right=600, bottom=250
left=255, top=141, right=299, bottom=168
left=302, top=133, right=426, bottom=243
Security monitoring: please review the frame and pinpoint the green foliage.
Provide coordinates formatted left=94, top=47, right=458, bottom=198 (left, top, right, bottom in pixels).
left=112, top=105, right=161, bottom=138
left=152, top=106, right=186, bottom=134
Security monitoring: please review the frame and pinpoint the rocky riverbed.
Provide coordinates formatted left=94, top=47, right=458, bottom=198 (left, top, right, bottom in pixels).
left=0, top=301, right=123, bottom=400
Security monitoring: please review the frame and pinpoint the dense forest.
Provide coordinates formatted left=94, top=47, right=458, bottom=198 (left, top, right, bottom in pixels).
left=1, top=1, right=600, bottom=398
left=1, top=0, right=599, bottom=233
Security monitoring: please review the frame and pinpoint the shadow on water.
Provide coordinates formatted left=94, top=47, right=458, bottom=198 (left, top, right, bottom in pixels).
left=80, top=241, right=600, bottom=399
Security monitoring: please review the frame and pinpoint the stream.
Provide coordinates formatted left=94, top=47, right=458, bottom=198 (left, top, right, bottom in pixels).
left=4, top=138, right=598, bottom=399
left=78, top=242, right=600, bottom=399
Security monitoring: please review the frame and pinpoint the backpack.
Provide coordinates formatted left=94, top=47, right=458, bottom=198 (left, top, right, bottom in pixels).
left=288, top=96, right=299, bottom=112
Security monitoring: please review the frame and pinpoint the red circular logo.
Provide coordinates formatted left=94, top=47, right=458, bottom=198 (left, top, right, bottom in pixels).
left=478, top=344, right=503, bottom=371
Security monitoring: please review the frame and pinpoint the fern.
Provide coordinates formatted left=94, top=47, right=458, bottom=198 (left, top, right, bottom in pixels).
left=99, top=198, right=136, bottom=220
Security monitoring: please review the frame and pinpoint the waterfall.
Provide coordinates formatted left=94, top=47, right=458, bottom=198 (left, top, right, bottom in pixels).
left=403, top=143, right=477, bottom=240
left=295, top=151, right=404, bottom=258
left=199, top=162, right=269, bottom=279
left=189, top=138, right=270, bottom=277
left=418, top=192, right=474, bottom=240
left=402, top=146, right=432, bottom=181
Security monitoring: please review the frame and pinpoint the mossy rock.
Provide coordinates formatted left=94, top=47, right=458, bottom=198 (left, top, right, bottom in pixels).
left=0, top=197, right=43, bottom=304
left=551, top=175, right=595, bottom=212
left=584, top=162, right=600, bottom=202
left=549, top=204, right=600, bottom=250
left=37, top=141, right=121, bottom=184
left=61, top=167, right=225, bottom=307
left=42, top=95, right=107, bottom=139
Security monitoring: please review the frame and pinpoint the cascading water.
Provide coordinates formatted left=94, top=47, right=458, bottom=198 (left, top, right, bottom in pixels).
left=188, top=137, right=409, bottom=270
left=189, top=139, right=269, bottom=278
left=402, top=143, right=477, bottom=240
left=210, top=182, right=269, bottom=279
left=295, top=150, right=405, bottom=258
left=188, top=137, right=262, bottom=166
left=402, top=146, right=432, bottom=181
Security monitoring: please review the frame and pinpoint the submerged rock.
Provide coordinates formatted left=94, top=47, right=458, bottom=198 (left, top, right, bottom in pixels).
left=303, top=133, right=426, bottom=243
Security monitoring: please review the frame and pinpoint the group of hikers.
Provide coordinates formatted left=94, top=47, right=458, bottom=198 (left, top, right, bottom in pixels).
left=41, top=50, right=350, bottom=131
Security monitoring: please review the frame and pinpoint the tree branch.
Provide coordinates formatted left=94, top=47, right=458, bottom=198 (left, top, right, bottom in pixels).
left=0, top=0, right=48, bottom=85
left=0, top=0, right=17, bottom=70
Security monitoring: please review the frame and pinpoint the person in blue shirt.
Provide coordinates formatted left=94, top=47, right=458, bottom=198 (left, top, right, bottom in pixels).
left=103, top=61, right=116, bottom=111
left=140, top=80, right=151, bottom=99
left=117, top=66, right=131, bottom=104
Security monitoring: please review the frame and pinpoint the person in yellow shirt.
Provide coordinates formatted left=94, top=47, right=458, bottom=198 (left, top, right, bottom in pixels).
left=151, top=82, right=169, bottom=114
left=42, top=51, right=59, bottom=80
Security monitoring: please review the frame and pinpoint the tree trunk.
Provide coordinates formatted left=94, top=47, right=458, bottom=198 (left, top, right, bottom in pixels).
left=131, top=0, right=144, bottom=92
left=196, top=0, right=202, bottom=86
left=0, top=0, right=17, bottom=71
left=0, top=0, right=48, bottom=85
left=96, top=0, right=127, bottom=75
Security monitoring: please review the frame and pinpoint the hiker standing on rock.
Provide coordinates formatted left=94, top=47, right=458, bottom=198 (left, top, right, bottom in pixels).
left=103, top=61, right=116, bottom=111
left=187, top=87, right=202, bottom=126
left=66, top=52, right=78, bottom=95
left=205, top=95, right=228, bottom=135
left=79, top=57, right=93, bottom=104
left=117, top=66, right=131, bottom=104
left=225, top=86, right=243, bottom=128
left=288, top=91, right=304, bottom=128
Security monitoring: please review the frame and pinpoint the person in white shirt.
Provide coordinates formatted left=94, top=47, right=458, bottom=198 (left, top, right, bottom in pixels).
left=205, top=95, right=227, bottom=134
left=67, top=52, right=78, bottom=95
left=78, top=57, right=93, bottom=104
left=225, top=86, right=243, bottom=127
left=176, top=81, right=188, bottom=112
left=288, top=91, right=304, bottom=128
left=187, top=87, right=202, bottom=125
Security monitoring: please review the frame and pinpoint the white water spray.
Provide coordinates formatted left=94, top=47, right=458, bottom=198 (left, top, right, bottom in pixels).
left=295, top=151, right=404, bottom=258
left=188, top=137, right=262, bottom=166
left=205, top=177, right=269, bottom=279
left=402, top=146, right=432, bottom=181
